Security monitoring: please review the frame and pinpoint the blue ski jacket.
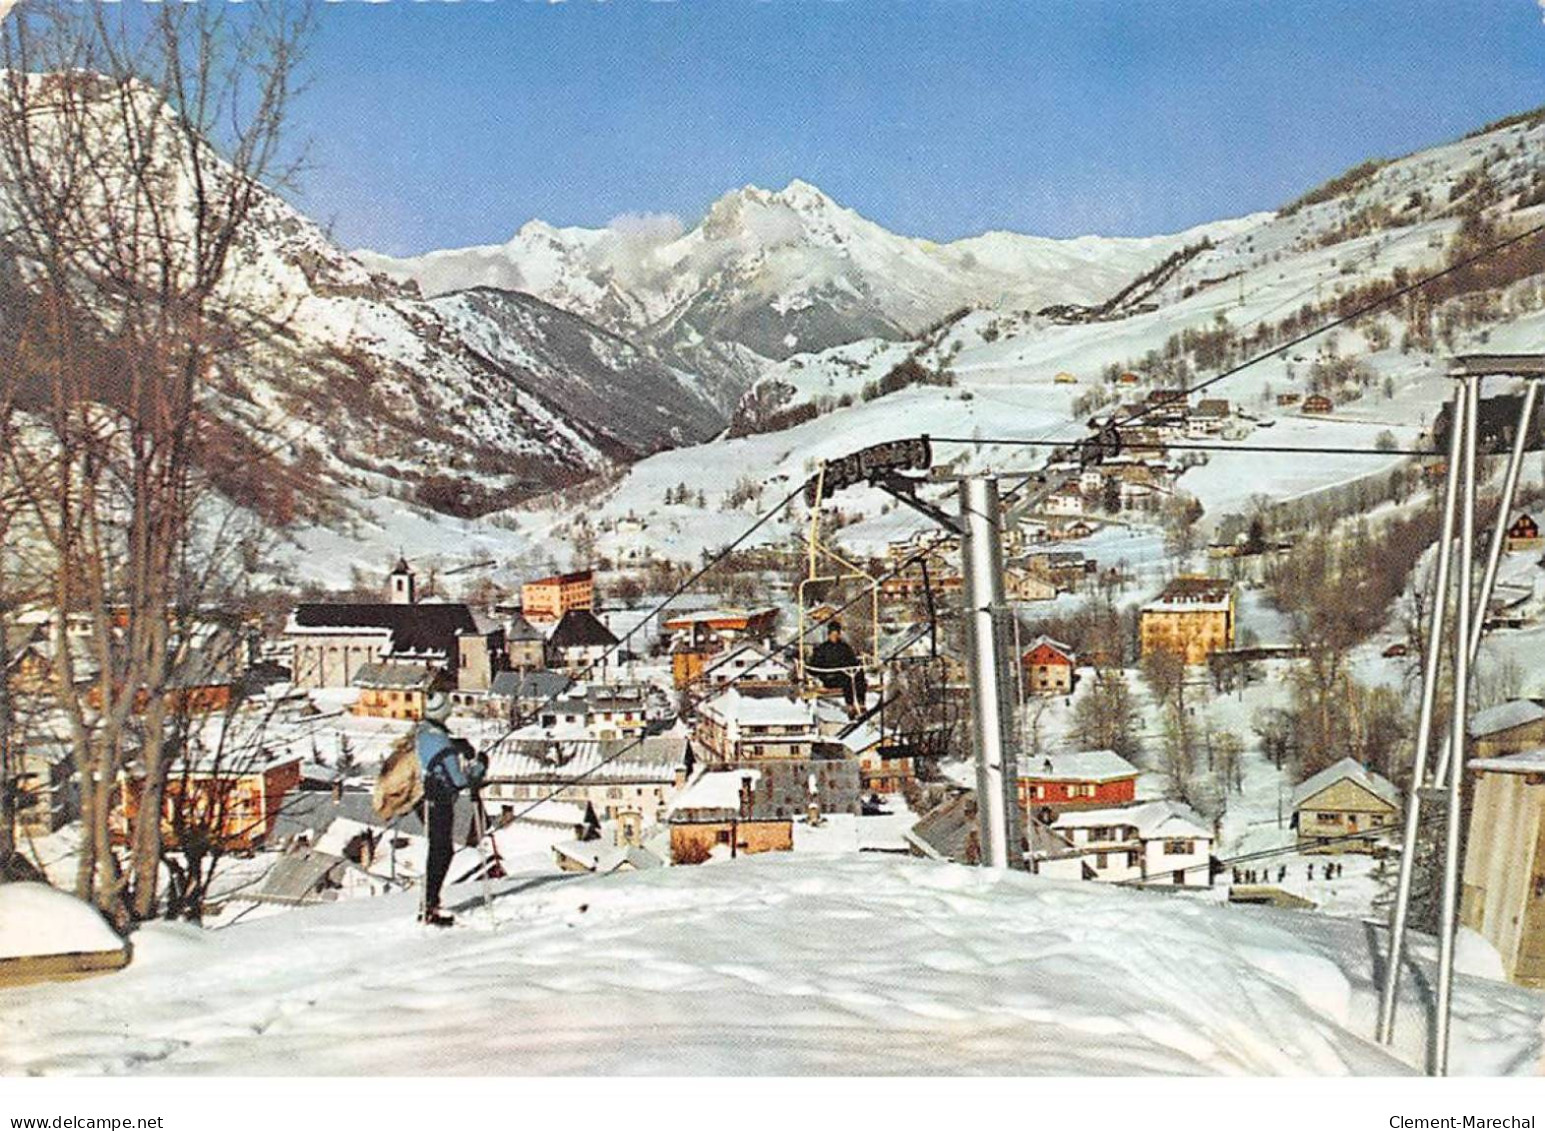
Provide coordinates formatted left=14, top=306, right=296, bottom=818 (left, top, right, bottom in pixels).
left=415, top=720, right=484, bottom=802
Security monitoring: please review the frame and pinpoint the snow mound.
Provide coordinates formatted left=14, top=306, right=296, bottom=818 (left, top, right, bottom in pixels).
left=1, top=857, right=1540, bottom=1075
left=0, top=883, right=124, bottom=961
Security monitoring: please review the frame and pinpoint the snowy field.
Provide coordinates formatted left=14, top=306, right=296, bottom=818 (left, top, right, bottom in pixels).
left=3, top=855, right=1540, bottom=1076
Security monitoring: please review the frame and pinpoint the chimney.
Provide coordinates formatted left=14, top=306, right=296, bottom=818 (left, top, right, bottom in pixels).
left=739, top=775, right=754, bottom=821
left=331, top=778, right=343, bottom=804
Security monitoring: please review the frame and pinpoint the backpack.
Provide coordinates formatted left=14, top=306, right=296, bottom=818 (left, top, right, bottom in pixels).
left=372, top=733, right=423, bottom=821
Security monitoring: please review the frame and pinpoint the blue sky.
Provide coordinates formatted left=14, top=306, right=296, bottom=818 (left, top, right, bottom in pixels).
left=288, top=0, right=1545, bottom=255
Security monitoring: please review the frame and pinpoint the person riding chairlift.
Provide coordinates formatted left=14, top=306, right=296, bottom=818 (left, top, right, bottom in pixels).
left=808, top=621, right=867, bottom=719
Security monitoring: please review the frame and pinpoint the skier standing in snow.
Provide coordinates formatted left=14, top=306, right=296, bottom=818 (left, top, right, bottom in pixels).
left=417, top=688, right=484, bottom=926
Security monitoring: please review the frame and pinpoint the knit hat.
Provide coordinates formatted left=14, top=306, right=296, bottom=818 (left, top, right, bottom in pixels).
left=423, top=689, right=451, bottom=722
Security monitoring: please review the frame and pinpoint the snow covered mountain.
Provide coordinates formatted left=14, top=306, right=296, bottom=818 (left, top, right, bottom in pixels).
left=508, top=107, right=1545, bottom=567
left=0, top=99, right=730, bottom=529
left=359, top=180, right=1267, bottom=376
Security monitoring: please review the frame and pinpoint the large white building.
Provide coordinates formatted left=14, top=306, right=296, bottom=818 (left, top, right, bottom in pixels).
left=1051, top=799, right=1214, bottom=887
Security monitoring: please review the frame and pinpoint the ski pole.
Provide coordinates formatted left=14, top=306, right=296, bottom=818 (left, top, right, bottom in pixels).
left=471, top=783, right=494, bottom=925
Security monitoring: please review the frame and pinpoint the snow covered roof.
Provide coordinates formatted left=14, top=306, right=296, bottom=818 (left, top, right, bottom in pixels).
left=488, top=669, right=573, bottom=701
left=504, top=614, right=545, bottom=643
left=486, top=736, right=685, bottom=783
left=1023, top=634, right=1076, bottom=662
left=1470, top=748, right=1545, bottom=775
left=351, top=661, right=434, bottom=690
left=1468, top=699, right=1545, bottom=739
left=669, top=769, right=761, bottom=816
left=1022, top=749, right=1139, bottom=783
left=1053, top=799, right=1211, bottom=842
left=700, top=689, right=818, bottom=730
left=0, top=883, right=126, bottom=962
left=1290, top=758, right=1398, bottom=810
left=552, top=840, right=664, bottom=873
left=1143, top=576, right=1233, bottom=613
left=253, top=846, right=361, bottom=906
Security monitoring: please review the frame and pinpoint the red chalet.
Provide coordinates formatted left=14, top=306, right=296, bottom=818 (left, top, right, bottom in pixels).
left=1021, top=635, right=1076, bottom=697
left=1018, top=750, right=1140, bottom=815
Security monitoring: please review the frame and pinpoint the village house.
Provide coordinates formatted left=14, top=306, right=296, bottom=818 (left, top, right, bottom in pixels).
left=351, top=662, right=437, bottom=720
left=1290, top=758, right=1399, bottom=853
left=906, top=791, right=1080, bottom=874
left=1017, top=749, right=1140, bottom=815
left=667, top=770, right=793, bottom=864
left=1046, top=519, right=1097, bottom=542
left=160, top=649, right=238, bottom=715
left=1302, top=393, right=1334, bottom=414
left=481, top=735, right=689, bottom=825
left=456, top=621, right=508, bottom=693
left=252, top=844, right=396, bottom=908
left=1020, top=635, right=1076, bottom=697
left=668, top=612, right=785, bottom=689
left=1462, top=749, right=1545, bottom=987
left=1052, top=799, right=1214, bottom=887
left=5, top=623, right=53, bottom=696
left=546, top=608, right=620, bottom=675
left=1469, top=700, right=1545, bottom=759
left=502, top=613, right=547, bottom=670
left=12, top=742, right=77, bottom=835
left=693, top=642, right=795, bottom=692
left=695, top=689, right=823, bottom=762
left=114, top=751, right=303, bottom=852
left=1276, top=392, right=1302, bottom=406
left=1043, top=484, right=1087, bottom=517
left=1054, top=371, right=1078, bottom=385
left=879, top=569, right=964, bottom=607
left=520, top=569, right=595, bottom=626
left=1139, top=576, right=1236, bottom=665
left=839, top=721, right=915, bottom=795
left=886, top=533, right=961, bottom=571
left=1005, top=569, right=1056, bottom=603
left=1189, top=398, right=1232, bottom=436
left=661, top=607, right=779, bottom=648
left=1505, top=513, right=1544, bottom=553
left=1023, top=550, right=1097, bottom=590
left=484, top=669, right=573, bottom=721
left=551, top=837, right=664, bottom=875
left=285, top=563, right=488, bottom=689
left=579, top=684, right=655, bottom=739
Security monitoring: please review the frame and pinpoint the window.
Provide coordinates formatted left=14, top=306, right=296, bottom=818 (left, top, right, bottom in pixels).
left=1316, top=812, right=1341, bottom=823
left=716, top=830, right=730, bottom=845
left=1096, top=852, right=1108, bottom=869
left=1126, top=851, right=1139, bottom=867
left=1164, top=839, right=1194, bottom=855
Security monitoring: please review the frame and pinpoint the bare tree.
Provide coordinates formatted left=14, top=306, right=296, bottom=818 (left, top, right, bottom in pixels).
left=1071, top=667, right=1142, bottom=762
left=0, top=2, right=310, bottom=925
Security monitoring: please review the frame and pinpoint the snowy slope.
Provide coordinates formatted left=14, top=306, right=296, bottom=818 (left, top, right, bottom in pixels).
left=2, top=855, right=1537, bottom=1075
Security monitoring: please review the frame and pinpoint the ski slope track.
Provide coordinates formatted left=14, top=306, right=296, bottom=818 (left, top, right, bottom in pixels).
left=2, top=856, right=1539, bottom=1076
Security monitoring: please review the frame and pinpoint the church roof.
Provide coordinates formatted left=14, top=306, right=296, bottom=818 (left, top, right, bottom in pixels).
left=288, top=603, right=477, bottom=661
